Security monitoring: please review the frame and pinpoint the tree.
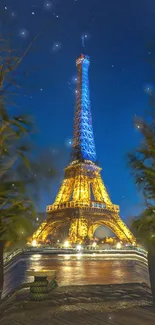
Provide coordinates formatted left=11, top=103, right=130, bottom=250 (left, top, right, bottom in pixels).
left=128, top=100, right=155, bottom=301
left=0, top=101, right=58, bottom=297
left=0, top=36, right=58, bottom=298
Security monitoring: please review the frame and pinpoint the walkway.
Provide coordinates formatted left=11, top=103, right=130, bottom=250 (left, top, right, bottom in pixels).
left=0, top=283, right=154, bottom=324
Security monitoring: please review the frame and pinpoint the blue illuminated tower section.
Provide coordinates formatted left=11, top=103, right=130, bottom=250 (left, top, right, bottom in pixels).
left=71, top=54, right=97, bottom=163
left=32, top=53, right=136, bottom=246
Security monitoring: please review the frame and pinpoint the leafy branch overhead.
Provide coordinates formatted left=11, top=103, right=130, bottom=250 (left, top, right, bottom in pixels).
left=0, top=35, right=57, bottom=249
left=128, top=96, right=155, bottom=247
left=128, top=118, right=155, bottom=202
left=0, top=34, right=39, bottom=95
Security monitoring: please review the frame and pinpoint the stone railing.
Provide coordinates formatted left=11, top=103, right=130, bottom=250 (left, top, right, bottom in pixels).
left=4, top=249, right=23, bottom=265
left=3, top=246, right=148, bottom=271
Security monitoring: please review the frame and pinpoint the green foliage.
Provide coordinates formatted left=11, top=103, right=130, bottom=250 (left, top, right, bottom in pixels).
left=0, top=104, right=34, bottom=247
left=132, top=207, right=155, bottom=248
left=128, top=118, right=155, bottom=202
left=128, top=100, right=155, bottom=247
left=0, top=100, right=57, bottom=250
left=0, top=35, right=59, bottom=252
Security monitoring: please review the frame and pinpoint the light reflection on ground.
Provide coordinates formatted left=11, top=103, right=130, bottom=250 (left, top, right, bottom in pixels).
left=3, top=254, right=149, bottom=297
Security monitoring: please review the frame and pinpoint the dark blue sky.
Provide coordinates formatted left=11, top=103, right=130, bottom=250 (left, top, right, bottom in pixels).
left=1, top=0, right=155, bottom=222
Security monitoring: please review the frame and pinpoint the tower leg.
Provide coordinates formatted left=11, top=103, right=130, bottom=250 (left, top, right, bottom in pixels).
left=69, top=218, right=88, bottom=244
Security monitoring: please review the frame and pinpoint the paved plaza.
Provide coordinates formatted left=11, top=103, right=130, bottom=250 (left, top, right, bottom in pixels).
left=1, top=305, right=155, bottom=325
left=0, top=283, right=155, bottom=324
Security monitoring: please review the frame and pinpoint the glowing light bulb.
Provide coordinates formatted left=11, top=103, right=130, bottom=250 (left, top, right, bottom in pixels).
left=64, top=240, right=69, bottom=248
left=32, top=239, right=37, bottom=247
left=116, top=242, right=121, bottom=249
left=76, top=244, right=82, bottom=251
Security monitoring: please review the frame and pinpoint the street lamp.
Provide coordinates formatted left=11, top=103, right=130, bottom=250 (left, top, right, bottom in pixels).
left=64, top=240, right=69, bottom=248
left=116, top=242, right=121, bottom=249
left=32, top=239, right=37, bottom=247
left=76, top=244, right=82, bottom=251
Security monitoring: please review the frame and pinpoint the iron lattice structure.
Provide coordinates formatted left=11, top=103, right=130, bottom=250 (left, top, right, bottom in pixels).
left=32, top=54, right=135, bottom=245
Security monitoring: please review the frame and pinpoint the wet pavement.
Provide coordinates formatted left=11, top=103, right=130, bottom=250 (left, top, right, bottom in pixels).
left=1, top=254, right=154, bottom=324
left=0, top=283, right=154, bottom=325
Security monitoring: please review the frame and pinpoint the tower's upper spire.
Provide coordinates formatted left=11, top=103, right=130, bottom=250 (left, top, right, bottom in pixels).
left=70, top=54, right=97, bottom=163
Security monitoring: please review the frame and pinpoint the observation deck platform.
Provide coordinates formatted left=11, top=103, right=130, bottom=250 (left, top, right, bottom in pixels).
left=46, top=201, right=119, bottom=213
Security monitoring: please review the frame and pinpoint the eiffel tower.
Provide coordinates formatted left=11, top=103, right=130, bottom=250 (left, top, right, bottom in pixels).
left=32, top=54, right=135, bottom=245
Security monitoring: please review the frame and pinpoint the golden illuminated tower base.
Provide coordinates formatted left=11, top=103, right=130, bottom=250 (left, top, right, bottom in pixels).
left=32, top=54, right=135, bottom=245
left=32, top=161, right=136, bottom=245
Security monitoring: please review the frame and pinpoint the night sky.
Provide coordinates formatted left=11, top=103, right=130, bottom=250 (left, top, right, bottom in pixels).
left=1, top=0, right=155, bottom=232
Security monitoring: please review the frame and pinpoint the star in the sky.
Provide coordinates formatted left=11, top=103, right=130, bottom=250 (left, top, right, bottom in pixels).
left=135, top=120, right=142, bottom=130
left=65, top=138, right=72, bottom=148
left=11, top=11, right=16, bottom=18
left=68, top=75, right=77, bottom=92
left=44, top=1, right=53, bottom=10
left=81, top=33, right=90, bottom=47
left=52, top=42, right=61, bottom=52
left=53, top=12, right=59, bottom=18
left=72, top=76, right=77, bottom=84
left=50, top=148, right=58, bottom=155
left=144, top=84, right=153, bottom=94
left=19, top=28, right=29, bottom=39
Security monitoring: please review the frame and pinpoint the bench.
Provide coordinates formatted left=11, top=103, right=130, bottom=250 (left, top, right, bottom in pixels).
left=26, top=269, right=58, bottom=301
